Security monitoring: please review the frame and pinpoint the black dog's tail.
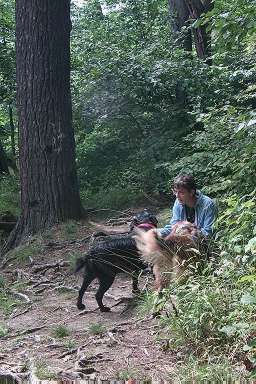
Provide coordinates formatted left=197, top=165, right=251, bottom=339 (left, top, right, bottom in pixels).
left=75, top=256, right=88, bottom=273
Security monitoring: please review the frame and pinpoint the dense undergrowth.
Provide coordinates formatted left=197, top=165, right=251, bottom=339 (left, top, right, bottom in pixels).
left=138, top=196, right=256, bottom=381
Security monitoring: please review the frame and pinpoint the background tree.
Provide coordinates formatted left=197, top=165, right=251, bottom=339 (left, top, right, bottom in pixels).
left=0, top=0, right=16, bottom=172
left=168, top=0, right=192, bottom=50
left=168, top=0, right=213, bottom=62
left=3, top=0, right=84, bottom=251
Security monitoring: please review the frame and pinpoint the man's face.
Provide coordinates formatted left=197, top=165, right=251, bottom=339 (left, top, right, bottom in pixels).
left=172, top=187, right=195, bottom=205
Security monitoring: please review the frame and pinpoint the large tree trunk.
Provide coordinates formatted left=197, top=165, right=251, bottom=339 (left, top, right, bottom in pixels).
left=3, top=0, right=84, bottom=251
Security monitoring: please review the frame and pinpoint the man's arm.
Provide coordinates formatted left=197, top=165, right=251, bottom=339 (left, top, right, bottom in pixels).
left=200, top=201, right=217, bottom=237
left=160, top=200, right=182, bottom=237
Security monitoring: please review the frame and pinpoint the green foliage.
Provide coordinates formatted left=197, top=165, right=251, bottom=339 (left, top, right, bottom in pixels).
left=150, top=262, right=255, bottom=379
left=0, top=0, right=17, bottom=160
left=0, top=275, right=6, bottom=288
left=64, top=338, right=77, bottom=351
left=81, top=185, right=145, bottom=209
left=0, top=324, right=8, bottom=337
left=5, top=241, right=42, bottom=265
left=87, top=322, right=106, bottom=335
left=156, top=207, right=171, bottom=228
left=216, top=192, right=256, bottom=252
left=51, top=325, right=71, bottom=339
left=0, top=175, right=19, bottom=216
left=117, top=367, right=140, bottom=380
left=0, top=289, right=21, bottom=315
left=35, top=361, right=57, bottom=381
left=0, top=275, right=27, bottom=316
left=139, top=190, right=256, bottom=373
left=71, top=0, right=208, bottom=199
left=172, top=357, right=245, bottom=383
left=162, top=275, right=231, bottom=352
left=205, top=0, right=256, bottom=57
left=70, top=0, right=256, bottom=206
left=0, top=0, right=15, bottom=104
left=60, top=220, right=79, bottom=240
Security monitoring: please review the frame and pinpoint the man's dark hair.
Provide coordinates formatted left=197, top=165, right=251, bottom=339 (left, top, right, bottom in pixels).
left=173, top=174, right=197, bottom=192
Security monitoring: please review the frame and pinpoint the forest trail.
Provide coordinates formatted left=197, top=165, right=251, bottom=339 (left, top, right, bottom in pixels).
left=0, top=210, right=176, bottom=382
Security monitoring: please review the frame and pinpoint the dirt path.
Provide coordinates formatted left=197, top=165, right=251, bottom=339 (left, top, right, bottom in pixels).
left=0, top=216, right=176, bottom=382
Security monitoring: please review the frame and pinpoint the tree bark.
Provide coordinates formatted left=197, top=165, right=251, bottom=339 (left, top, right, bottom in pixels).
left=3, top=0, right=84, bottom=251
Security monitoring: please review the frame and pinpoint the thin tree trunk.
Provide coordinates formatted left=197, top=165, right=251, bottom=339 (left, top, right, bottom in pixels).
left=3, top=0, right=84, bottom=252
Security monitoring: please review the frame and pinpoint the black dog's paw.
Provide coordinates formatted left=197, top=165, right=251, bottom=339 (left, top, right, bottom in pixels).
left=77, top=302, right=85, bottom=310
left=100, top=306, right=111, bottom=312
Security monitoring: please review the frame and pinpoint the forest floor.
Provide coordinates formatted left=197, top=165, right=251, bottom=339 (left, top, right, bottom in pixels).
left=0, top=208, right=178, bottom=383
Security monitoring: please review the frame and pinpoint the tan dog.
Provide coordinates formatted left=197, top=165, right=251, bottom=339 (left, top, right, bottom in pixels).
left=134, top=221, right=202, bottom=292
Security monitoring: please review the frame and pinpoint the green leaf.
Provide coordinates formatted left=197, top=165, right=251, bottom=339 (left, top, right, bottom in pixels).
left=219, top=325, right=237, bottom=336
left=240, top=293, right=256, bottom=305
left=238, top=275, right=256, bottom=283
left=245, top=237, right=256, bottom=254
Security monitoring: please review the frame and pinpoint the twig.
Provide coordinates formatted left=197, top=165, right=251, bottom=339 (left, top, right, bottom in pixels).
left=32, top=279, right=51, bottom=288
left=10, top=305, right=32, bottom=319
left=32, top=260, right=70, bottom=273
left=51, top=285, right=78, bottom=292
left=107, top=331, right=149, bottom=349
left=34, top=284, right=56, bottom=294
left=59, top=348, right=78, bottom=359
left=3, top=325, right=46, bottom=340
left=104, top=292, right=120, bottom=301
left=1, top=254, right=18, bottom=269
left=109, top=298, right=131, bottom=309
left=45, top=236, right=91, bottom=249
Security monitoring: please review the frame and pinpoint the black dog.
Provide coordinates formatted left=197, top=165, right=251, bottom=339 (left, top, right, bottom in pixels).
left=76, top=210, right=158, bottom=312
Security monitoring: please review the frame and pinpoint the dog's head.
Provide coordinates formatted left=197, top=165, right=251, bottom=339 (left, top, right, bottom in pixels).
left=129, top=209, right=158, bottom=231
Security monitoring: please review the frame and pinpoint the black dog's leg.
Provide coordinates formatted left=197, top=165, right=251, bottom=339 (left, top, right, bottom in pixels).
left=77, top=272, right=95, bottom=310
left=96, top=274, right=115, bottom=312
